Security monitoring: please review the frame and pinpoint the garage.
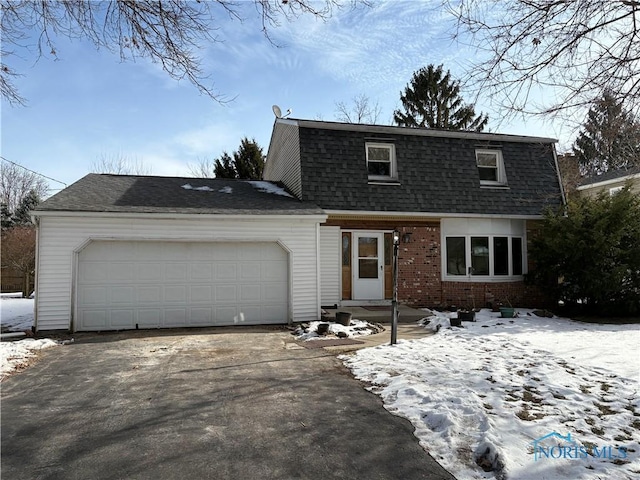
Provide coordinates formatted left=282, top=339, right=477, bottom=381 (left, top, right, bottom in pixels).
left=76, top=240, right=289, bottom=331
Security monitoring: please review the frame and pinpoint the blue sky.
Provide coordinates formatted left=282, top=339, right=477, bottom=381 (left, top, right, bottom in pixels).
left=1, top=0, right=572, bottom=196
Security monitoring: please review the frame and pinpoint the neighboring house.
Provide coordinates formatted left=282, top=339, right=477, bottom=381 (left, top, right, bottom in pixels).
left=264, top=118, right=565, bottom=310
left=31, top=176, right=325, bottom=332
left=33, top=119, right=565, bottom=333
left=576, top=166, right=640, bottom=198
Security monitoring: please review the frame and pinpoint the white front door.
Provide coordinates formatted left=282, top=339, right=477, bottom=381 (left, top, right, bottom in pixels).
left=352, top=232, right=384, bottom=300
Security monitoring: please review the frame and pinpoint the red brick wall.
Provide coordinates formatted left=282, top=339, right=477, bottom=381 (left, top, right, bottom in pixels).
left=395, top=225, right=550, bottom=309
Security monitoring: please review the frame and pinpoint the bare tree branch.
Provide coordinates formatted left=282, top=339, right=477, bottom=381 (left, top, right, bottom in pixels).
left=334, top=93, right=382, bottom=124
left=91, top=153, right=152, bottom=175
left=1, top=0, right=365, bottom=106
left=0, top=160, right=49, bottom=214
left=448, top=0, right=640, bottom=120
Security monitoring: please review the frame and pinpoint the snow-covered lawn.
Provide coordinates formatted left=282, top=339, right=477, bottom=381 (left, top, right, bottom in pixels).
left=342, top=309, right=640, bottom=480
left=1, top=293, right=57, bottom=380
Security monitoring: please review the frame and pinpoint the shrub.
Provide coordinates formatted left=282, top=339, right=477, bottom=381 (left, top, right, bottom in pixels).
left=528, top=187, right=640, bottom=316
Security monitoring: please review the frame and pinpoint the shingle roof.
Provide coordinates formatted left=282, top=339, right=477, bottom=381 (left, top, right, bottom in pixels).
left=579, top=165, right=640, bottom=186
left=34, top=174, right=323, bottom=215
left=294, top=123, right=564, bottom=216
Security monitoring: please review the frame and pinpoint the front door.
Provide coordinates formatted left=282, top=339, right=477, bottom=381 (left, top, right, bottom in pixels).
left=352, top=232, right=384, bottom=300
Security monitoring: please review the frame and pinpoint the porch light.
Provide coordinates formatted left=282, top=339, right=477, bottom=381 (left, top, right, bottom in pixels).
left=391, top=229, right=399, bottom=345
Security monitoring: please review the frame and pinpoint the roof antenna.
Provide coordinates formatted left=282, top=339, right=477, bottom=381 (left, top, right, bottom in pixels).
left=272, top=105, right=292, bottom=118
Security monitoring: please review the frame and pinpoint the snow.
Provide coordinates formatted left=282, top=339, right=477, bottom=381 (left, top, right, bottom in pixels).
left=294, top=319, right=382, bottom=341
left=248, top=181, right=293, bottom=198
left=218, top=186, right=233, bottom=194
left=181, top=183, right=213, bottom=191
left=341, top=309, right=640, bottom=480
left=1, top=295, right=58, bottom=380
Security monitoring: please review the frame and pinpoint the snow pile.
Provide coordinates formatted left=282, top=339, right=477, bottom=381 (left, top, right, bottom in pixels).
left=1, top=338, right=58, bottom=380
left=294, top=319, right=383, bottom=341
left=248, top=181, right=293, bottom=198
left=342, top=309, right=640, bottom=480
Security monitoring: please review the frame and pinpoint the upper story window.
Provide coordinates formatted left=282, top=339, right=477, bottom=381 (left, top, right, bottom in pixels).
left=476, top=149, right=507, bottom=186
left=366, top=143, right=396, bottom=180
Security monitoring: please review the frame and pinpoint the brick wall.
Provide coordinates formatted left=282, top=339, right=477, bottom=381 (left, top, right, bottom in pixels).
left=395, top=224, right=550, bottom=309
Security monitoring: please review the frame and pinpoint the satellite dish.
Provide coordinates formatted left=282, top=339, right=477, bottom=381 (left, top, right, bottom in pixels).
left=272, top=105, right=282, bottom=118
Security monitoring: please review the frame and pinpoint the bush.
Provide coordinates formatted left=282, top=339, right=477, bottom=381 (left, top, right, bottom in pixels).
left=528, top=187, right=640, bottom=316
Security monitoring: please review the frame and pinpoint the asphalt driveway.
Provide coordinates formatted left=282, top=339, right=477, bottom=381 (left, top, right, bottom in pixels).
left=1, top=327, right=456, bottom=480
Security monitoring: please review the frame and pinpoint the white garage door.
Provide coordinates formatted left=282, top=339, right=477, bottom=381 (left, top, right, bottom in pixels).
left=76, top=241, right=289, bottom=331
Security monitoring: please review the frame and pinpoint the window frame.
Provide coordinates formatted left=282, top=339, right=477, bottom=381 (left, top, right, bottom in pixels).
left=443, top=234, right=525, bottom=281
left=366, top=142, right=397, bottom=181
left=476, top=149, right=507, bottom=186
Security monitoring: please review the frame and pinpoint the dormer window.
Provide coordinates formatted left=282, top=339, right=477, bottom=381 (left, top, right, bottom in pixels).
left=476, top=149, right=507, bottom=186
left=366, top=143, right=396, bottom=180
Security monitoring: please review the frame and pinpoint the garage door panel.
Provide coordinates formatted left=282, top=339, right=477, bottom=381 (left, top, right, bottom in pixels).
left=215, top=285, right=237, bottom=302
left=79, top=263, right=109, bottom=283
left=164, top=308, right=187, bottom=327
left=166, top=264, right=188, bottom=281
left=137, top=286, right=161, bottom=303
left=165, top=286, right=186, bottom=303
left=212, top=244, right=238, bottom=260
left=190, top=263, right=212, bottom=281
left=190, top=286, right=212, bottom=302
left=137, top=264, right=162, bottom=281
left=80, top=286, right=107, bottom=305
left=138, top=309, right=161, bottom=327
left=264, top=283, right=287, bottom=301
left=82, top=310, right=107, bottom=328
left=111, top=310, right=134, bottom=328
left=216, top=263, right=237, bottom=279
left=240, top=284, right=261, bottom=302
left=77, top=241, right=288, bottom=331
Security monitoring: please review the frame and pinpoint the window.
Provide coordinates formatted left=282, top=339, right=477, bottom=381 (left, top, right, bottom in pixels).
left=445, top=236, right=524, bottom=278
left=366, top=143, right=396, bottom=180
left=476, top=149, right=507, bottom=185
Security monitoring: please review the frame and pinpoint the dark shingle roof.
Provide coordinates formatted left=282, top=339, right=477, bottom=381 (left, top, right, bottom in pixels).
left=295, top=124, right=563, bottom=216
left=34, top=174, right=323, bottom=215
left=579, top=165, right=640, bottom=186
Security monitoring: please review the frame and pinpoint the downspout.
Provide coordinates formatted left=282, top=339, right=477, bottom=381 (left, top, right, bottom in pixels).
left=315, top=222, right=322, bottom=320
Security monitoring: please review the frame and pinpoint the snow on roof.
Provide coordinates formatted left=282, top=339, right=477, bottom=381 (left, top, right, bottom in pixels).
left=248, top=181, right=293, bottom=198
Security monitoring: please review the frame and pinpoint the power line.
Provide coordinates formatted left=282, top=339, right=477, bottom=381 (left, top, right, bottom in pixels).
left=0, top=156, right=67, bottom=187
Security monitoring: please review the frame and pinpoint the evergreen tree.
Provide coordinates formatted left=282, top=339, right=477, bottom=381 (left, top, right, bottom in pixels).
left=210, top=138, right=264, bottom=180
left=393, top=64, right=488, bottom=132
left=233, top=138, right=265, bottom=180
left=1, top=203, right=13, bottom=230
left=13, top=189, right=40, bottom=225
left=573, top=90, right=640, bottom=176
left=529, top=187, right=640, bottom=315
left=213, top=153, right=237, bottom=179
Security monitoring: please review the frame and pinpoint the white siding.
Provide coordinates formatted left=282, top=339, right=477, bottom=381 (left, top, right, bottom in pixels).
left=35, top=215, right=321, bottom=331
left=319, top=226, right=340, bottom=306
left=264, top=121, right=302, bottom=198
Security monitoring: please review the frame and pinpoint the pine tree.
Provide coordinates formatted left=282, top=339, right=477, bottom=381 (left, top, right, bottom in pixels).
left=393, top=64, right=488, bottom=132
left=573, top=91, right=640, bottom=176
left=213, top=153, right=237, bottom=179
left=1, top=203, right=13, bottom=230
left=13, top=189, right=40, bottom=225
left=233, top=138, right=264, bottom=180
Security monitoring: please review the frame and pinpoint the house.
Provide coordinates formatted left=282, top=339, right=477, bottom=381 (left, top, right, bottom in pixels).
left=576, top=166, right=640, bottom=198
left=31, top=175, right=325, bottom=332
left=32, top=119, right=564, bottom=332
left=264, top=118, right=565, bottom=310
